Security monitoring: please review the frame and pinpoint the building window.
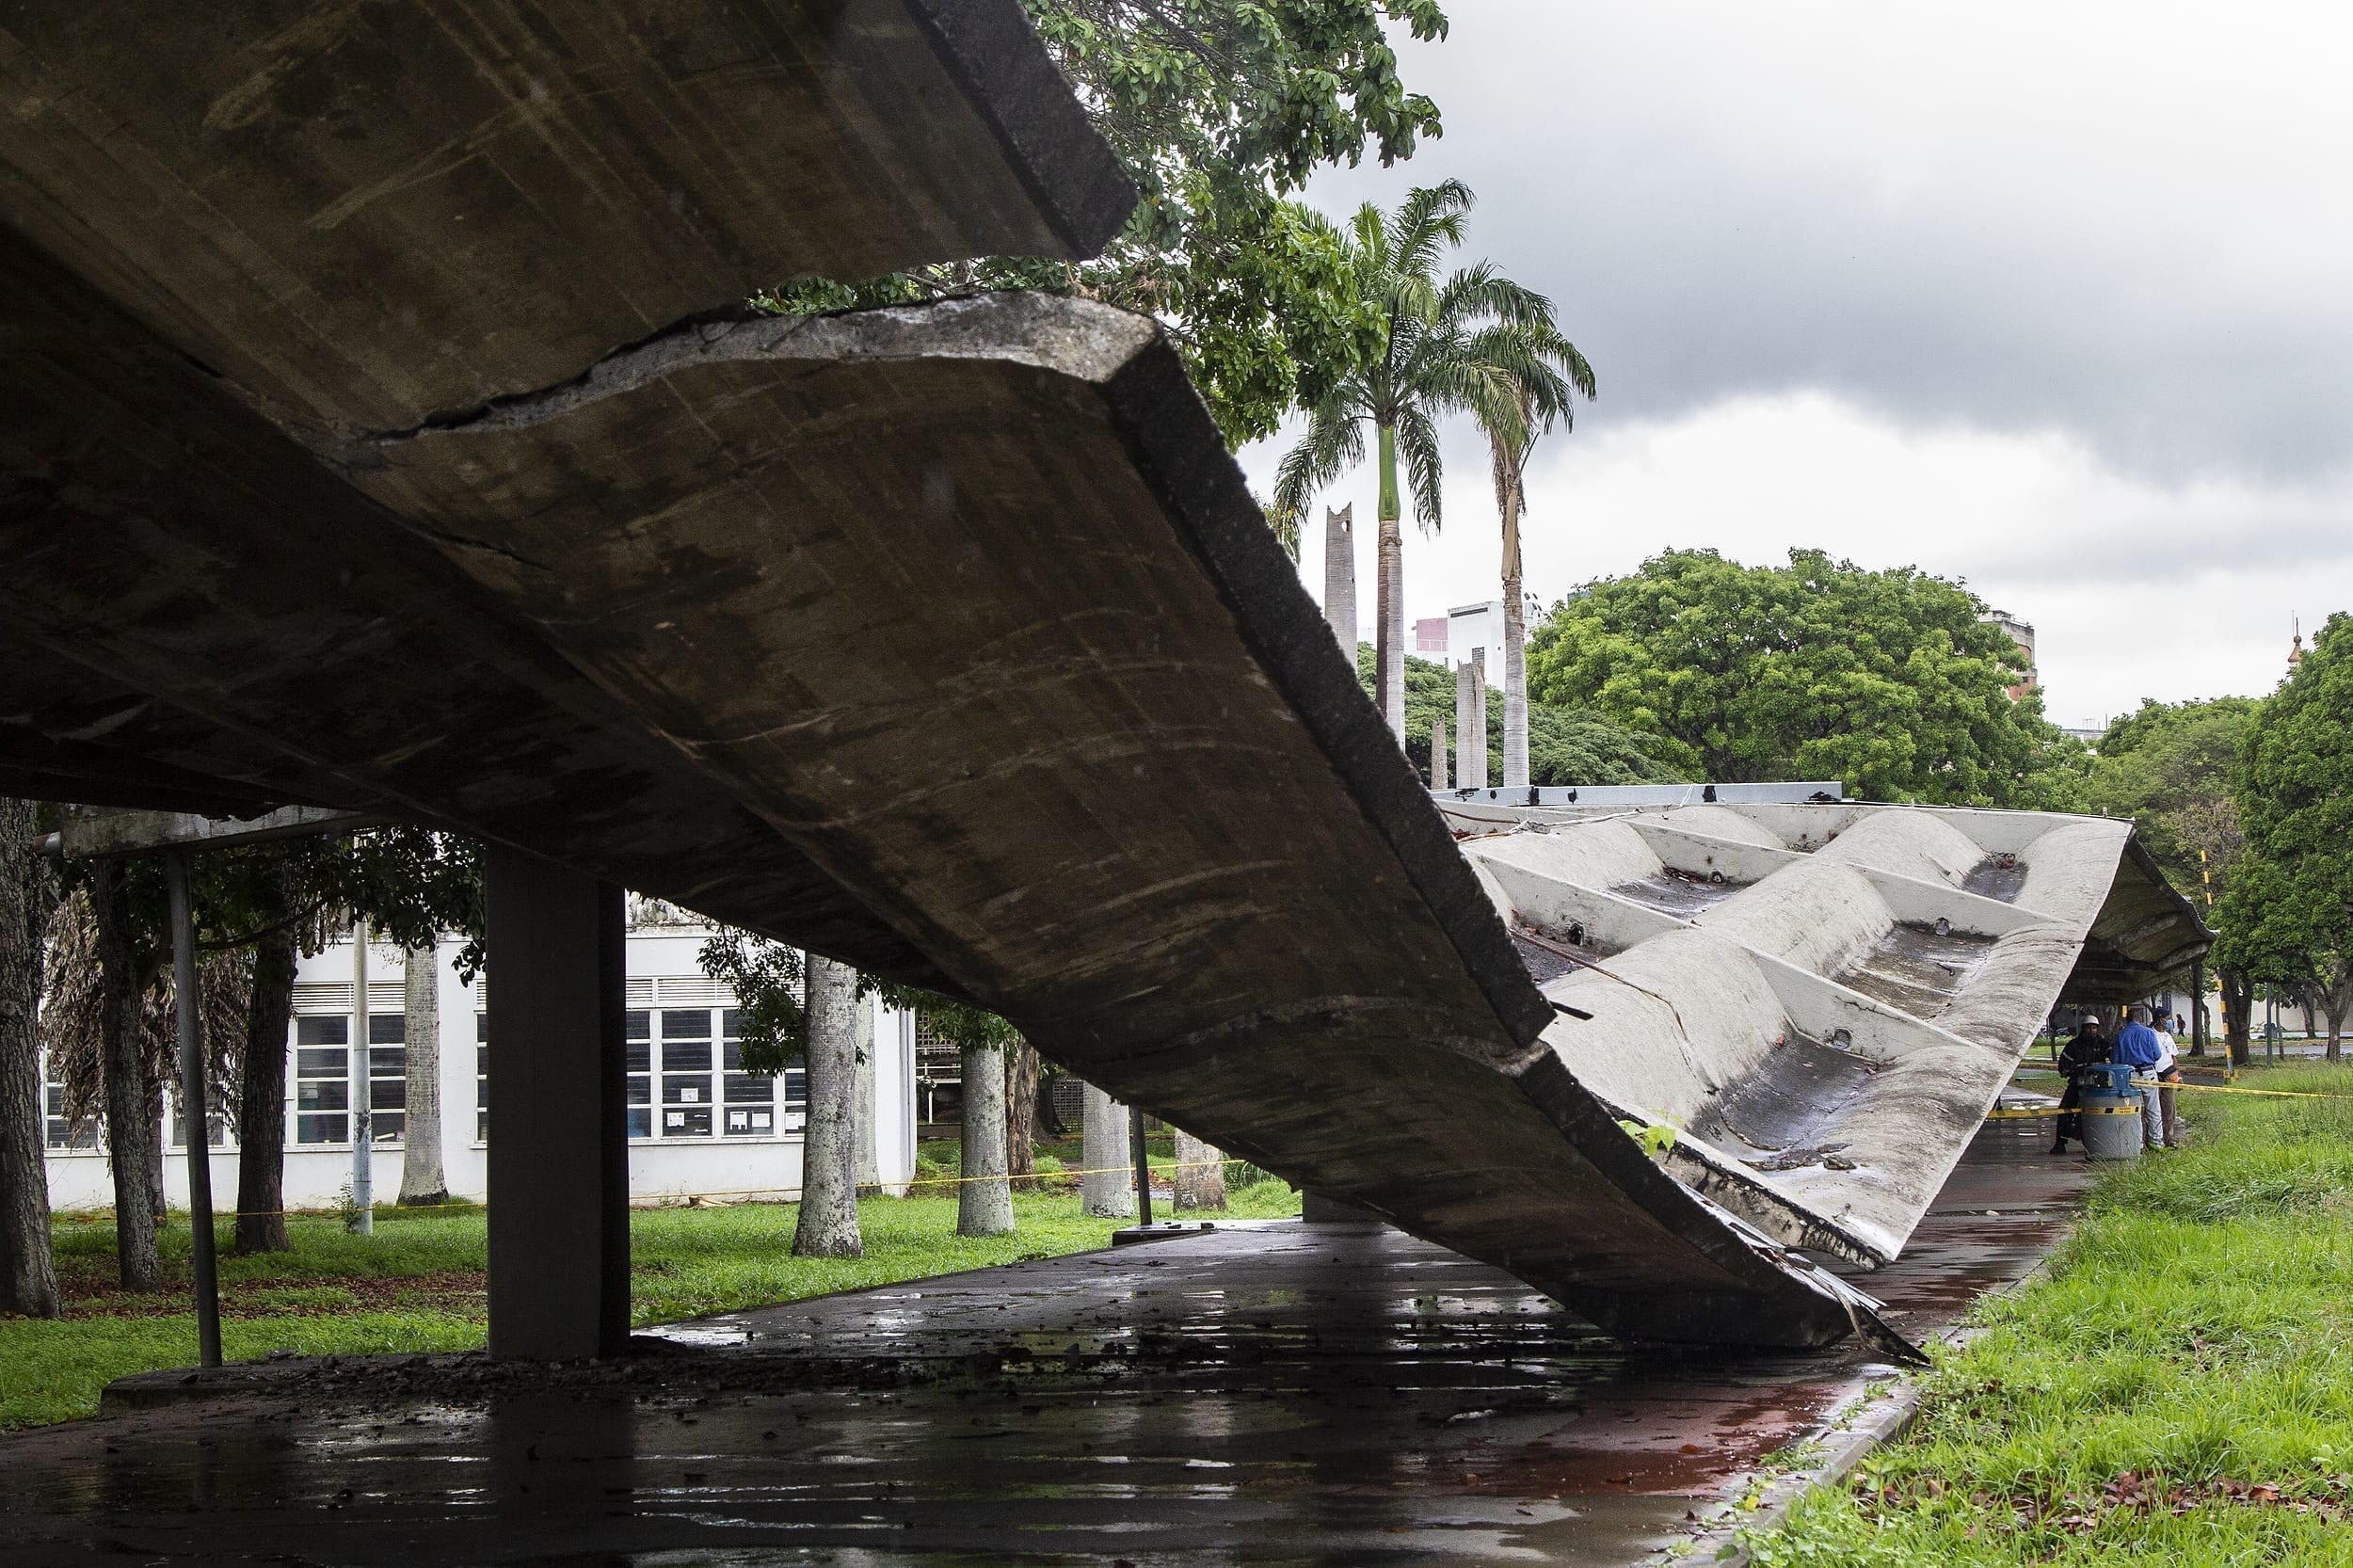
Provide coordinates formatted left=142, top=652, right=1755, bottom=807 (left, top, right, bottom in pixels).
left=660, top=1007, right=713, bottom=1137
left=295, top=1015, right=349, bottom=1144
left=368, top=1013, right=406, bottom=1144
left=721, top=1007, right=778, bottom=1136
left=618, top=1005, right=802, bottom=1140
left=626, top=1010, right=652, bottom=1140
left=475, top=1013, right=488, bottom=1143
left=43, top=1060, right=95, bottom=1150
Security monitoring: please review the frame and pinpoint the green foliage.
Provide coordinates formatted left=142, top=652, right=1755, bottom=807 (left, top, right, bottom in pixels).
left=1616, top=1118, right=1677, bottom=1158
left=1525, top=549, right=2076, bottom=806
left=60, top=825, right=483, bottom=983
left=1356, top=643, right=1689, bottom=787
left=767, top=2, right=1451, bottom=446
left=1275, top=180, right=1586, bottom=534
left=1744, top=1064, right=2353, bottom=1568
left=2081, top=696, right=2257, bottom=910
left=695, top=929, right=808, bottom=1076
left=696, top=930, right=1020, bottom=1076
left=2213, top=615, right=2353, bottom=1020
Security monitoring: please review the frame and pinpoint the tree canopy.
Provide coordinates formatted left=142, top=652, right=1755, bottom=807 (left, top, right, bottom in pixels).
left=699, top=931, right=1020, bottom=1078
left=1523, top=549, right=2073, bottom=806
left=2212, top=615, right=2353, bottom=1041
left=768, top=1, right=1451, bottom=446
left=1356, top=645, right=1684, bottom=788
left=2079, top=696, right=2257, bottom=912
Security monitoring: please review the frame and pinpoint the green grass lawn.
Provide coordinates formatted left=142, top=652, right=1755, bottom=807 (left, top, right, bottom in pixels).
left=1748, top=1062, right=2353, bottom=1567
left=4, top=1150, right=1301, bottom=1431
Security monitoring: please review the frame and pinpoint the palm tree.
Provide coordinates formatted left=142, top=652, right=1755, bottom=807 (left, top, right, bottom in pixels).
left=1276, top=182, right=1574, bottom=744
left=1477, top=328, right=1593, bottom=788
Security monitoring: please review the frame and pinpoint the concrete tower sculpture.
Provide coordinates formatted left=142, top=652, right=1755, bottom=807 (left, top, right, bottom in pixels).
left=1322, top=504, right=1356, bottom=658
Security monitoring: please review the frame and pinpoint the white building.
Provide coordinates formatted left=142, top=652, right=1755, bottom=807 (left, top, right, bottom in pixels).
left=42, top=917, right=919, bottom=1211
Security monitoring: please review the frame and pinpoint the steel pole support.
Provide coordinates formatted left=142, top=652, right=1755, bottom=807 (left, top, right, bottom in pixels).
left=1129, top=1106, right=1152, bottom=1227
left=166, top=852, right=221, bottom=1368
left=349, top=918, right=373, bottom=1232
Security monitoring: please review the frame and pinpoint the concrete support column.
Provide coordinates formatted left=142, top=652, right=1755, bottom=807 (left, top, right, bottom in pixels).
left=1322, top=504, right=1355, bottom=657
left=1431, top=713, right=1449, bottom=789
left=1454, top=660, right=1484, bottom=790
left=1469, top=648, right=1487, bottom=788
left=484, top=848, right=628, bottom=1360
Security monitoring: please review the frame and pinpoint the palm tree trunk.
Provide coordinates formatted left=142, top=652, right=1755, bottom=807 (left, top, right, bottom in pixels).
left=793, top=956, right=862, bottom=1256
left=397, top=945, right=445, bottom=1206
left=1375, top=423, right=1406, bottom=741
left=955, top=1043, right=1014, bottom=1236
left=0, top=796, right=59, bottom=1319
left=1500, top=466, right=1530, bottom=789
left=232, top=893, right=296, bottom=1255
left=92, top=862, right=161, bottom=1291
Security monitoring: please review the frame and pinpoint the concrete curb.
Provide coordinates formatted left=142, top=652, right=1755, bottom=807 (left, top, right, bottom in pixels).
left=1673, top=1230, right=2075, bottom=1566
left=1678, top=1369, right=1925, bottom=1566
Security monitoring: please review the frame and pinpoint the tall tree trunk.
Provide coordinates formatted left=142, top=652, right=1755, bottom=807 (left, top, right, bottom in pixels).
left=793, top=957, right=861, bottom=1256
left=0, top=797, right=59, bottom=1318
left=956, top=1043, right=1014, bottom=1236
left=1171, top=1128, right=1225, bottom=1211
left=1004, top=1038, right=1038, bottom=1192
left=232, top=890, right=296, bottom=1255
left=397, top=944, right=445, bottom=1206
left=1322, top=504, right=1356, bottom=656
left=92, top=863, right=161, bottom=1291
left=2221, top=967, right=2252, bottom=1067
left=2300, top=998, right=2317, bottom=1040
left=1079, top=1080, right=1133, bottom=1218
left=1431, top=713, right=1448, bottom=788
left=1501, top=469, right=1530, bottom=788
left=1375, top=424, right=1406, bottom=741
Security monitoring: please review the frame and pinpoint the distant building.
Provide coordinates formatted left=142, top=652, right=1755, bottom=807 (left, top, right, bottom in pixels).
left=2288, top=619, right=2306, bottom=681
left=1414, top=616, right=1449, bottom=656
left=42, top=914, right=920, bottom=1211
left=1447, top=600, right=1506, bottom=676
left=1982, top=608, right=2038, bottom=699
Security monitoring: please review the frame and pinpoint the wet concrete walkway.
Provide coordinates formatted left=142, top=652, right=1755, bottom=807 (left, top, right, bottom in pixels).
left=0, top=1124, right=2093, bottom=1566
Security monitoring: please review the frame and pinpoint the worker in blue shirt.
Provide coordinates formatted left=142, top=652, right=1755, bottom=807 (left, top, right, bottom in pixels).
left=2110, top=1004, right=2167, bottom=1150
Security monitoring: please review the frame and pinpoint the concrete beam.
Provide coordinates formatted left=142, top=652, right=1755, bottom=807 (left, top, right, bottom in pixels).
left=56, top=806, right=375, bottom=859
left=483, top=849, right=629, bottom=1361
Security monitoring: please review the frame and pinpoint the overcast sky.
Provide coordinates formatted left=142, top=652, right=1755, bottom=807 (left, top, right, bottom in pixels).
left=1232, top=1, right=2353, bottom=729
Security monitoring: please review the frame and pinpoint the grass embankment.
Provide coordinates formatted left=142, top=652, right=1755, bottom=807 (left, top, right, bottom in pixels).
left=3, top=1134, right=1299, bottom=1430
left=1750, top=1063, right=2353, bottom=1566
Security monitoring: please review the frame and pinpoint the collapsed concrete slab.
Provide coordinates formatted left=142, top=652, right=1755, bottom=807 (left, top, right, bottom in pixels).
left=1445, top=794, right=2210, bottom=1266
left=0, top=5, right=2094, bottom=1350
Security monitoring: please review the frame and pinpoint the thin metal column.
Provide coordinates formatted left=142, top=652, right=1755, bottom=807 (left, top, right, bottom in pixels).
left=1129, top=1106, right=1153, bottom=1227
left=484, top=848, right=629, bottom=1359
left=349, top=920, right=373, bottom=1233
left=165, top=853, right=221, bottom=1368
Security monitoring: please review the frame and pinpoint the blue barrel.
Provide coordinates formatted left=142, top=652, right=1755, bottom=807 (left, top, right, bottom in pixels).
left=2080, top=1080, right=2145, bottom=1160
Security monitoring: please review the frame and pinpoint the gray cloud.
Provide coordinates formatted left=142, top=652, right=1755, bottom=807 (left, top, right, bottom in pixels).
left=1299, top=2, right=2353, bottom=485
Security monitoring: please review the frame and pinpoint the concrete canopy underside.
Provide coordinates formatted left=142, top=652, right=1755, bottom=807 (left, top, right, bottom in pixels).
left=3, top=4, right=2031, bottom=1350
left=1446, top=797, right=2209, bottom=1268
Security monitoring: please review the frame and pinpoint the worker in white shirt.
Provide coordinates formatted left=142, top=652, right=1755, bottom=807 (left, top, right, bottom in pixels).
left=2148, top=1015, right=2185, bottom=1149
